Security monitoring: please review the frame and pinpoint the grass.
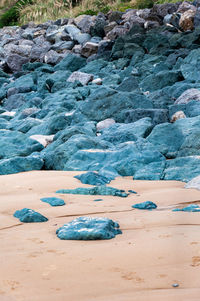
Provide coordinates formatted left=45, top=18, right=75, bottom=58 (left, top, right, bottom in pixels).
left=0, top=0, right=187, bottom=28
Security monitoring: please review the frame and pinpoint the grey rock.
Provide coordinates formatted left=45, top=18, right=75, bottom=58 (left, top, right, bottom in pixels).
left=67, top=71, right=94, bottom=85
left=175, top=88, right=200, bottom=104
left=185, top=175, right=200, bottom=190
left=81, top=42, right=98, bottom=58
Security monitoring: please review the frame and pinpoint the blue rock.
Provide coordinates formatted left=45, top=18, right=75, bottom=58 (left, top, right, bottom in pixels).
left=56, top=186, right=128, bottom=197
left=0, top=155, right=44, bottom=175
left=162, top=156, right=200, bottom=182
left=180, top=49, right=200, bottom=81
left=132, top=201, right=157, bottom=210
left=74, top=172, right=110, bottom=185
left=63, top=139, right=166, bottom=180
left=14, top=208, right=48, bottom=222
left=0, top=130, right=44, bottom=159
left=93, top=199, right=104, bottom=202
left=56, top=217, right=122, bottom=240
left=128, top=190, right=137, bottom=194
left=40, top=197, right=65, bottom=206
left=173, top=204, right=200, bottom=212
left=54, top=53, right=86, bottom=72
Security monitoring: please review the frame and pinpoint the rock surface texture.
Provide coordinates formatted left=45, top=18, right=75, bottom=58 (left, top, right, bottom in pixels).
left=1, top=2, right=200, bottom=182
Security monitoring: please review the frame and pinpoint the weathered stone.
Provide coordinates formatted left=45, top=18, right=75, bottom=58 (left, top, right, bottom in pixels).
left=185, top=175, right=200, bottom=190
left=30, top=135, right=54, bottom=147
left=179, top=9, right=196, bottom=31
left=56, top=186, right=128, bottom=197
left=0, top=155, right=44, bottom=175
left=132, top=201, right=157, bottom=210
left=67, top=71, right=93, bottom=85
left=96, top=118, right=115, bottom=132
left=173, top=204, right=200, bottom=212
left=81, top=42, right=98, bottom=58
left=14, top=208, right=48, bottom=222
left=56, top=217, right=122, bottom=240
left=170, top=111, right=186, bottom=122
left=74, top=172, right=110, bottom=185
left=175, top=88, right=200, bottom=104
left=162, top=156, right=200, bottom=182
left=40, top=197, right=65, bottom=206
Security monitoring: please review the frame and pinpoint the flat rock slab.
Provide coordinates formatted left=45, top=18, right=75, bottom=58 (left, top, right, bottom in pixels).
left=56, top=217, right=122, bottom=240
left=13, top=208, right=48, bottom=223
left=56, top=186, right=128, bottom=197
left=173, top=204, right=200, bottom=212
left=132, top=201, right=157, bottom=210
left=40, top=197, right=65, bottom=206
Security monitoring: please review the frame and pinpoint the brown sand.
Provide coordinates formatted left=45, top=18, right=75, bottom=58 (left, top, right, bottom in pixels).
left=0, top=171, right=200, bottom=301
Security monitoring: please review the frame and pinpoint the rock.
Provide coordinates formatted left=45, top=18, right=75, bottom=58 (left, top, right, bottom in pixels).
left=147, top=115, right=200, bottom=158
left=132, top=201, right=157, bottom=210
left=81, top=42, right=98, bottom=58
left=175, top=88, right=200, bottom=104
left=6, top=54, right=29, bottom=72
left=67, top=71, right=93, bottom=85
left=177, top=1, right=196, bottom=13
left=29, top=135, right=54, bottom=147
left=63, top=139, right=166, bottom=180
left=173, top=204, right=200, bottom=212
left=0, top=155, right=44, bottom=175
left=40, top=197, right=65, bottom=206
left=74, top=15, right=95, bottom=34
left=92, top=78, right=102, bottom=85
left=104, top=21, right=117, bottom=35
left=56, top=186, right=128, bottom=197
left=0, top=130, right=43, bottom=159
left=179, top=9, right=196, bottom=31
left=120, top=109, right=169, bottom=125
left=185, top=175, right=200, bottom=190
left=74, top=172, right=110, bottom=185
left=54, top=53, right=86, bottom=71
left=170, top=111, right=186, bottom=122
left=96, top=118, right=115, bottom=132
left=44, top=50, right=64, bottom=65
left=162, top=156, right=200, bottom=182
left=90, top=18, right=107, bottom=38
left=13, top=208, right=48, bottom=222
left=56, top=217, right=122, bottom=240
left=180, top=49, right=200, bottom=81
left=100, top=118, right=153, bottom=143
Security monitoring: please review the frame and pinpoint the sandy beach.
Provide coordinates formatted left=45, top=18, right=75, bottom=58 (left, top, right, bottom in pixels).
left=0, top=171, right=200, bottom=301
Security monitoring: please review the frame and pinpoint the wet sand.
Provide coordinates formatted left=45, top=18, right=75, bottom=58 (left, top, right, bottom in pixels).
left=0, top=171, right=200, bottom=301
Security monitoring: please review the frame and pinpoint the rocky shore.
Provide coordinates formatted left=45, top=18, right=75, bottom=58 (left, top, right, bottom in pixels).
left=0, top=1, right=200, bottom=184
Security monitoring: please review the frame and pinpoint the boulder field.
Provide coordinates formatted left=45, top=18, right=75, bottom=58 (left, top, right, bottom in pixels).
left=1, top=1, right=200, bottom=182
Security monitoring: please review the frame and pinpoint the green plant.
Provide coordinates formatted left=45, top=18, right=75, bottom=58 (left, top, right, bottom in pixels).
left=134, top=0, right=154, bottom=9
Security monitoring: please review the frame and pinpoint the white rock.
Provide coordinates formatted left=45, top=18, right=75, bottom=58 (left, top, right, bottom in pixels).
left=96, top=118, right=116, bottom=132
left=1, top=111, right=16, bottom=117
left=29, top=135, right=54, bottom=147
left=185, top=175, right=200, bottom=190
left=170, top=111, right=186, bottom=123
left=67, top=71, right=93, bottom=85
left=92, top=78, right=102, bottom=85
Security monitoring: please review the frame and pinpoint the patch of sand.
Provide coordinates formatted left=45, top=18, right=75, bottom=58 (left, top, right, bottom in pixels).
left=0, top=171, right=200, bottom=301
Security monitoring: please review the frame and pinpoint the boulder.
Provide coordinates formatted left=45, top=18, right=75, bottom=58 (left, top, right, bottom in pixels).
left=14, top=208, right=48, bottom=222
left=81, top=42, right=99, bottom=58
left=185, top=175, right=200, bottom=190
left=40, top=197, right=65, bottom=206
left=56, top=186, right=128, bottom=197
left=179, top=9, right=196, bottom=31
left=162, top=156, right=200, bottom=182
left=56, top=217, right=122, bottom=240
left=0, top=155, right=44, bottom=175
left=67, top=71, right=94, bottom=85
left=180, top=49, right=200, bottom=81
left=175, top=88, right=200, bottom=104
left=54, top=53, right=86, bottom=71
left=147, top=115, right=200, bottom=158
